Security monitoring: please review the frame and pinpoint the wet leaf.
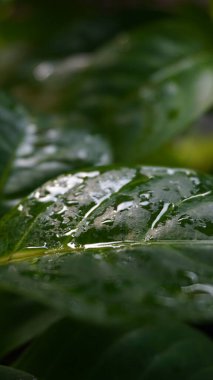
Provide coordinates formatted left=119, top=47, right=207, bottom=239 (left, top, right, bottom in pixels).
left=0, top=167, right=213, bottom=326
left=0, top=94, right=112, bottom=215
left=0, top=166, right=212, bottom=256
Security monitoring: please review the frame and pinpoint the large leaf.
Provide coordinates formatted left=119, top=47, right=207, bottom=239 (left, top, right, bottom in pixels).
left=91, top=322, right=213, bottom=380
left=23, top=18, right=213, bottom=161
left=0, top=166, right=212, bottom=257
left=13, top=319, right=213, bottom=380
left=0, top=289, right=61, bottom=358
left=14, top=318, right=121, bottom=380
left=0, top=94, right=111, bottom=215
left=0, top=365, right=36, bottom=380
left=0, top=244, right=213, bottom=326
left=0, top=166, right=213, bottom=326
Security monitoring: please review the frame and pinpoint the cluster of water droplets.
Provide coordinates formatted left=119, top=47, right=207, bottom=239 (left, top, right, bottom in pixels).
left=6, top=166, right=211, bottom=257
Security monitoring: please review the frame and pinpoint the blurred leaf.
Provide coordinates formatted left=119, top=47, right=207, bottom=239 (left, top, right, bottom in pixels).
left=19, top=18, right=213, bottom=162
left=14, top=318, right=121, bottom=380
left=13, top=318, right=213, bottom=380
left=0, top=289, right=61, bottom=358
left=169, top=135, right=213, bottom=172
left=0, top=93, right=112, bottom=215
left=0, top=2, right=166, bottom=87
left=0, top=365, right=36, bottom=380
left=1, top=243, right=213, bottom=326
left=91, top=322, right=213, bottom=380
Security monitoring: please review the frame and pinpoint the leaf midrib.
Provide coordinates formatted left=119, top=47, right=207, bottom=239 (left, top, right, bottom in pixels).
left=0, top=240, right=213, bottom=265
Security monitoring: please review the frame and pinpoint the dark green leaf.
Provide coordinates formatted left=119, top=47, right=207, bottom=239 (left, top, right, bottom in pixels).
left=0, top=365, right=36, bottom=380
left=14, top=319, right=213, bottom=380
left=91, top=322, right=213, bottom=380
left=0, top=289, right=61, bottom=358
left=14, top=318, right=121, bottom=380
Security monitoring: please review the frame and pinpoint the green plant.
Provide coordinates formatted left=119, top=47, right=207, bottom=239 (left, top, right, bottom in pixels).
left=0, top=2, right=213, bottom=379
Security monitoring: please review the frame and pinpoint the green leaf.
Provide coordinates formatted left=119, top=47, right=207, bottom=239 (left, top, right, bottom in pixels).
left=0, top=167, right=213, bottom=325
left=14, top=319, right=213, bottom=380
left=0, top=289, right=61, bottom=358
left=14, top=318, right=121, bottom=380
left=1, top=243, right=213, bottom=326
left=27, top=18, right=213, bottom=161
left=0, top=365, right=36, bottom=380
left=91, top=322, right=213, bottom=380
left=0, top=93, right=112, bottom=215
left=0, top=166, right=212, bottom=257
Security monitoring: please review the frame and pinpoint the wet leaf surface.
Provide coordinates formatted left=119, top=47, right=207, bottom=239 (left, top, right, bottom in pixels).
left=0, top=166, right=212, bottom=257
left=0, top=167, right=212, bottom=326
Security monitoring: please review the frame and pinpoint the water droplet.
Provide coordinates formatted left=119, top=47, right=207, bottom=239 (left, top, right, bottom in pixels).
left=101, top=219, right=114, bottom=226
left=140, top=201, right=149, bottom=206
left=117, top=201, right=134, bottom=212
left=18, top=204, right=23, bottom=212
left=182, top=283, right=213, bottom=297
left=151, top=202, right=171, bottom=229
left=190, top=176, right=200, bottom=186
left=178, top=215, right=193, bottom=227
left=34, top=62, right=54, bottom=81
left=167, top=168, right=175, bottom=175
left=184, top=271, right=198, bottom=283
left=67, top=242, right=76, bottom=249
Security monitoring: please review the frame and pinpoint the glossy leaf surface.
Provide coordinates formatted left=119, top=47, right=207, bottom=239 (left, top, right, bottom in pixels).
left=0, top=166, right=212, bottom=257
left=0, top=167, right=213, bottom=326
